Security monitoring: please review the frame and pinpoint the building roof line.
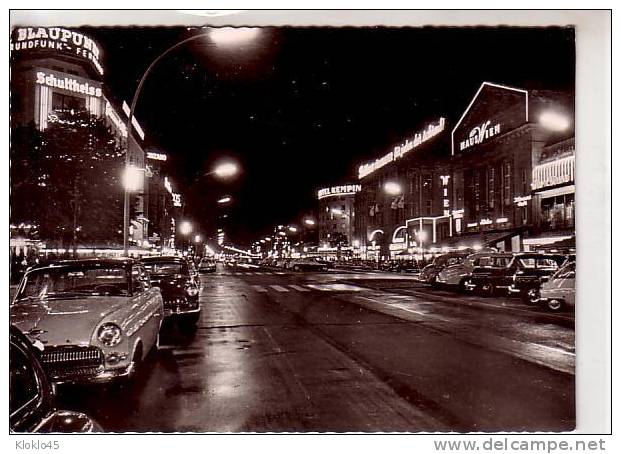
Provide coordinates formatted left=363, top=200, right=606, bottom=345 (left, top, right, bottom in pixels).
left=451, top=81, right=529, bottom=155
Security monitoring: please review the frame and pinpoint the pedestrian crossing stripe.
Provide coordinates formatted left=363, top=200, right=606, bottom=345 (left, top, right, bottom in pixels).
left=269, top=285, right=289, bottom=292
left=251, top=285, right=268, bottom=292
left=288, top=285, right=310, bottom=292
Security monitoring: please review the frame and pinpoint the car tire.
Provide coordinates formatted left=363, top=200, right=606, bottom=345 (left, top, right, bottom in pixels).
left=459, top=278, right=471, bottom=293
left=293, top=265, right=301, bottom=272
left=521, top=288, right=540, bottom=305
left=546, top=298, right=565, bottom=312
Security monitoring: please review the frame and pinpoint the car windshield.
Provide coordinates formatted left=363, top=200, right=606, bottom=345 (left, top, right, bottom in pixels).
left=143, top=262, right=186, bottom=275
left=15, top=266, right=129, bottom=301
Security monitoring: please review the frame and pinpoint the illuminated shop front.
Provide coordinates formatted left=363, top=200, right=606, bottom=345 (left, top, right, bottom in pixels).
left=10, top=27, right=158, bottom=252
left=317, top=184, right=360, bottom=252
left=353, top=117, right=452, bottom=260
left=448, top=82, right=574, bottom=252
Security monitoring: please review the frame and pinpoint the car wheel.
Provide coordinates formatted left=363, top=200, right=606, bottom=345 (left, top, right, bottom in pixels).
left=547, top=298, right=565, bottom=312
left=293, top=265, right=301, bottom=272
left=459, top=278, right=471, bottom=293
left=521, top=288, right=540, bottom=305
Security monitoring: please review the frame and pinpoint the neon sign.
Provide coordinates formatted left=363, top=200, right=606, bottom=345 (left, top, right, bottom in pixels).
left=35, top=70, right=102, bottom=97
left=11, top=27, right=103, bottom=76
left=358, top=118, right=445, bottom=179
left=440, top=175, right=451, bottom=216
left=459, top=120, right=501, bottom=151
left=513, top=195, right=532, bottom=207
left=146, top=152, right=167, bottom=161
left=318, top=184, right=361, bottom=199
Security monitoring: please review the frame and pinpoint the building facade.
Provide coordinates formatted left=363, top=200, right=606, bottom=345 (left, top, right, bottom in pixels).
left=449, top=82, right=575, bottom=252
left=9, top=27, right=170, bottom=254
left=317, top=184, right=360, bottom=253
left=353, top=117, right=450, bottom=260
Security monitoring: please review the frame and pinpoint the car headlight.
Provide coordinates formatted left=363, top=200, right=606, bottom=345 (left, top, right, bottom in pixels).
left=186, top=286, right=199, bottom=297
left=98, top=323, right=122, bottom=347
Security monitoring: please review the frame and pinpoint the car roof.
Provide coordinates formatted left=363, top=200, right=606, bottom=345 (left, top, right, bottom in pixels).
left=140, top=256, right=185, bottom=263
left=27, top=257, right=135, bottom=272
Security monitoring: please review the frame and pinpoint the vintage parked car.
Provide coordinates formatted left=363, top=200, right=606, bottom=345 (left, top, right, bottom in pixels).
left=198, top=258, right=217, bottom=273
left=140, top=256, right=201, bottom=324
left=287, top=258, right=328, bottom=272
left=435, top=252, right=501, bottom=292
left=466, top=253, right=516, bottom=296
left=507, top=253, right=566, bottom=303
left=418, top=252, right=471, bottom=285
left=10, top=258, right=164, bottom=385
left=536, top=261, right=576, bottom=311
left=10, top=325, right=102, bottom=432
left=389, top=260, right=421, bottom=275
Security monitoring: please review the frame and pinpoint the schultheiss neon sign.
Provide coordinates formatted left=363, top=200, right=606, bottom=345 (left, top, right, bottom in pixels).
left=358, top=118, right=445, bottom=179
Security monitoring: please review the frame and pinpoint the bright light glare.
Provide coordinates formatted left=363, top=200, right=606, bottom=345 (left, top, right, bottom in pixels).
left=214, top=162, right=238, bottom=178
left=331, top=208, right=343, bottom=216
left=304, top=219, right=315, bottom=226
left=288, top=226, right=298, bottom=232
left=194, top=235, right=202, bottom=243
left=217, top=196, right=232, bottom=204
left=539, top=111, right=570, bottom=132
left=179, top=221, right=193, bottom=235
left=210, top=27, right=261, bottom=46
left=123, top=166, right=143, bottom=192
left=417, top=230, right=428, bottom=242
left=384, top=181, right=402, bottom=195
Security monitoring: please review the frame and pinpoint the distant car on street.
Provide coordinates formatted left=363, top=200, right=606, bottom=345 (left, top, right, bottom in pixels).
left=467, top=253, right=516, bottom=296
left=536, top=261, right=576, bottom=311
left=287, top=258, right=328, bottom=272
left=418, top=252, right=471, bottom=285
left=436, top=252, right=498, bottom=292
left=10, top=258, right=164, bottom=385
left=10, top=325, right=102, bottom=432
left=507, top=253, right=566, bottom=303
left=141, top=256, right=201, bottom=325
left=198, top=258, right=216, bottom=273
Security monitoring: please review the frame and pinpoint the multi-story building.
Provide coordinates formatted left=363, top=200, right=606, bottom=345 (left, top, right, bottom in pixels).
left=317, top=184, right=360, bottom=253
left=353, top=117, right=450, bottom=260
left=448, top=82, right=574, bottom=252
left=9, top=27, right=163, bottom=253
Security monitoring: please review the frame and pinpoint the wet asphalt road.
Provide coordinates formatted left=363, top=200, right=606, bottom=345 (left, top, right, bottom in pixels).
left=56, top=265, right=575, bottom=432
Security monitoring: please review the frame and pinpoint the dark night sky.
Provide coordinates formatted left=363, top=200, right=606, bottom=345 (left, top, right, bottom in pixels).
left=79, top=26, right=575, bottom=246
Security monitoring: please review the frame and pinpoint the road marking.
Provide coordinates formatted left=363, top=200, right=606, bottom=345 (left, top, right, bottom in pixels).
left=275, top=272, right=286, bottom=275
left=251, top=285, right=268, bottom=292
left=306, top=283, right=367, bottom=292
left=289, top=285, right=310, bottom=292
left=270, top=285, right=290, bottom=292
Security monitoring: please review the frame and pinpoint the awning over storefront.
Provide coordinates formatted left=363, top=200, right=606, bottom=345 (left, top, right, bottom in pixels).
left=523, top=231, right=575, bottom=251
left=436, top=230, right=520, bottom=250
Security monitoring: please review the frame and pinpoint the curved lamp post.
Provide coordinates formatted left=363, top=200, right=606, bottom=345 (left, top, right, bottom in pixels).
left=123, top=29, right=258, bottom=254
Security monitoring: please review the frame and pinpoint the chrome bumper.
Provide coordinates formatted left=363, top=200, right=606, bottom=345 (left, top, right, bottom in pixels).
left=164, top=306, right=201, bottom=317
left=56, top=362, right=135, bottom=385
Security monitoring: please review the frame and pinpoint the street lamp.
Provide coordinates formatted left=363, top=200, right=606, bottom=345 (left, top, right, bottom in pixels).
left=417, top=230, right=428, bottom=260
left=212, top=162, right=238, bottom=178
left=217, top=196, right=232, bottom=204
left=384, top=181, right=402, bottom=195
left=304, top=219, right=316, bottom=226
left=179, top=221, right=193, bottom=236
left=194, top=234, right=202, bottom=243
left=288, top=226, right=298, bottom=233
left=539, top=110, right=570, bottom=132
left=122, top=29, right=258, bottom=254
left=209, top=27, right=261, bottom=47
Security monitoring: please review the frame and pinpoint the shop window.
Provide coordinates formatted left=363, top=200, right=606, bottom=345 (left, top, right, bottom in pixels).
left=52, top=92, right=86, bottom=113
left=503, top=162, right=512, bottom=205
left=423, top=174, right=432, bottom=192
left=488, top=167, right=495, bottom=209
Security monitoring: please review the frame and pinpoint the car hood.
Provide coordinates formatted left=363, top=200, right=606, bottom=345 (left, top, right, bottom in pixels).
left=10, top=297, right=126, bottom=346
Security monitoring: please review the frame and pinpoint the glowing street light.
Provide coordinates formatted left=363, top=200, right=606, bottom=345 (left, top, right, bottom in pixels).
left=331, top=208, right=343, bottom=216
left=179, top=221, right=193, bottom=236
left=217, top=196, right=232, bottom=204
left=288, top=226, right=298, bottom=233
left=194, top=234, right=202, bottom=243
left=209, top=27, right=261, bottom=47
left=384, top=181, right=402, bottom=195
left=304, top=219, right=316, bottom=226
left=122, top=165, right=143, bottom=192
left=539, top=111, right=570, bottom=132
left=213, top=162, right=238, bottom=178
